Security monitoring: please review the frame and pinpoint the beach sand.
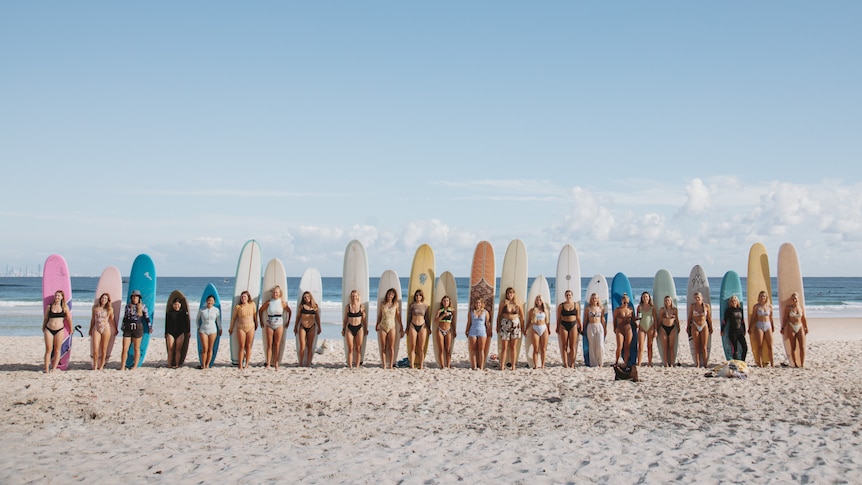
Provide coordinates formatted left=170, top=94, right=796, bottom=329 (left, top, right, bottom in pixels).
left=1, top=318, right=860, bottom=483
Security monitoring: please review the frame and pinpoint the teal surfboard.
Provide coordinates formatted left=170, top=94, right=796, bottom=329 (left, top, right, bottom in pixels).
left=611, top=272, right=638, bottom=366
left=719, top=271, right=744, bottom=361
left=197, top=283, right=222, bottom=367
left=126, top=254, right=156, bottom=368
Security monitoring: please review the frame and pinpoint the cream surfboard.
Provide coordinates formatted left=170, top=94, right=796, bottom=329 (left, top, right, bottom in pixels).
left=406, top=244, right=435, bottom=368
left=230, top=240, right=262, bottom=366
left=261, top=258, right=288, bottom=366
left=42, top=254, right=74, bottom=370
left=342, top=239, right=370, bottom=366
left=686, top=265, right=712, bottom=366
left=296, top=267, right=323, bottom=366
left=524, top=274, right=551, bottom=368
left=165, top=289, right=191, bottom=367
left=583, top=274, right=609, bottom=367
left=469, top=241, right=495, bottom=365
left=556, top=244, right=581, bottom=364
left=93, top=266, right=122, bottom=366
left=653, top=269, right=678, bottom=366
left=431, top=270, right=458, bottom=368
left=747, top=242, right=772, bottom=366
left=376, top=269, right=403, bottom=365
left=498, top=239, right=527, bottom=369
left=778, top=242, right=805, bottom=367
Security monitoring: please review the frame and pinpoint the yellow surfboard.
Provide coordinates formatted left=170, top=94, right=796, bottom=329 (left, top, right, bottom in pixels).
left=406, top=244, right=435, bottom=368
left=747, top=242, right=772, bottom=366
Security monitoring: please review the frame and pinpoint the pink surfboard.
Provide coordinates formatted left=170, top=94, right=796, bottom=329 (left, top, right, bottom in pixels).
left=42, top=254, right=73, bottom=370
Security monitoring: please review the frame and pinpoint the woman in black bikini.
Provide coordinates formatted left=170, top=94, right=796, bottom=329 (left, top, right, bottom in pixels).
left=296, top=291, right=321, bottom=368
left=658, top=295, right=679, bottom=367
left=433, top=295, right=455, bottom=369
left=407, top=289, right=429, bottom=369
left=556, top=289, right=581, bottom=368
left=687, top=292, right=712, bottom=368
left=43, top=290, right=71, bottom=373
left=342, top=289, right=367, bottom=369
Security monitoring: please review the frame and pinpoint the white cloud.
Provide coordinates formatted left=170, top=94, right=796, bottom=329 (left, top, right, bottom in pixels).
left=682, top=178, right=711, bottom=215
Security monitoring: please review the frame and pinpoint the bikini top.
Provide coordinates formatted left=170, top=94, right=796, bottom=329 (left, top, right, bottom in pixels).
left=535, top=311, right=546, bottom=322
left=346, top=306, right=363, bottom=318
left=588, top=309, right=602, bottom=318
left=560, top=306, right=578, bottom=317
left=438, top=307, right=453, bottom=322
left=756, top=307, right=770, bottom=317
left=692, top=308, right=704, bottom=317
left=47, top=308, right=66, bottom=319
left=300, top=306, right=317, bottom=315
left=788, top=310, right=802, bottom=318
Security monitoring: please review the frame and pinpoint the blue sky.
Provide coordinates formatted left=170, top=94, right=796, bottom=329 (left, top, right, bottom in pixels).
left=2, top=2, right=860, bottom=277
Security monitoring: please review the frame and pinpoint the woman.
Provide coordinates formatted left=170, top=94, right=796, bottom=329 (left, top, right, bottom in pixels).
left=165, top=297, right=189, bottom=369
left=406, top=289, right=429, bottom=369
left=583, top=293, right=607, bottom=367
left=497, top=287, right=524, bottom=371
left=375, top=288, right=403, bottom=369
left=296, top=291, right=322, bottom=368
left=433, top=295, right=456, bottom=369
left=465, top=297, right=491, bottom=370
left=613, top=293, right=634, bottom=365
left=259, top=285, right=291, bottom=370
left=343, top=289, right=367, bottom=369
left=635, top=292, right=657, bottom=367
left=43, top=290, right=71, bottom=373
left=750, top=290, right=774, bottom=367
left=527, top=294, right=551, bottom=369
left=657, top=295, right=679, bottom=367
left=721, top=295, right=747, bottom=361
left=197, top=295, right=221, bottom=370
left=229, top=290, right=258, bottom=370
left=90, top=293, right=113, bottom=370
left=121, top=289, right=150, bottom=370
left=687, top=292, right=712, bottom=368
left=556, top=289, right=581, bottom=368
left=782, top=292, right=808, bottom=368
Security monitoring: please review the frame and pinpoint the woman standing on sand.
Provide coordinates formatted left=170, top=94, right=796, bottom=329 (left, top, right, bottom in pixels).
left=687, top=292, right=712, bottom=368
left=259, top=285, right=291, bottom=370
left=376, top=288, right=402, bottom=369
left=296, top=291, right=321, bottom=368
left=43, top=290, right=71, bottom=373
left=721, top=295, right=747, bottom=361
left=433, top=295, right=456, bottom=369
left=556, top=289, right=581, bottom=368
left=90, top=293, right=113, bottom=370
left=782, top=292, right=808, bottom=368
left=750, top=291, right=774, bottom=367
left=583, top=293, right=607, bottom=367
left=197, top=295, right=221, bottom=370
left=406, top=289, right=429, bottom=369
left=343, top=289, right=368, bottom=369
left=165, top=297, right=190, bottom=369
left=230, top=290, right=258, bottom=370
left=614, top=293, right=634, bottom=365
left=497, top=287, right=524, bottom=371
left=657, top=295, right=679, bottom=367
left=636, top=292, right=657, bottom=367
left=527, top=294, right=551, bottom=369
left=465, top=297, right=491, bottom=370
left=121, top=290, right=150, bottom=370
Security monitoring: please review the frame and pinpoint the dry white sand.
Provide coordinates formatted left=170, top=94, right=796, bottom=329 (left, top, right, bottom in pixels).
left=1, top=318, right=860, bottom=483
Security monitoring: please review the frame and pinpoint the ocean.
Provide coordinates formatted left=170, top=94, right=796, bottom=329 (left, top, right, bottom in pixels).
left=3, top=276, right=860, bottom=340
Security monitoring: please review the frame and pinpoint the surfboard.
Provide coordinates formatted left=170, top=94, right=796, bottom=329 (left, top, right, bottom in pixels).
left=555, top=244, right=581, bottom=364
left=165, top=289, right=190, bottom=367
left=406, top=244, right=435, bottom=368
left=611, top=272, right=638, bottom=366
left=93, top=265, right=122, bottom=366
left=469, top=241, right=495, bottom=365
left=583, top=274, right=609, bottom=367
left=498, top=239, right=528, bottom=369
left=431, top=271, right=458, bottom=368
left=342, top=239, right=370, bottom=366
left=524, top=274, right=551, bottom=368
left=196, top=283, right=222, bottom=368
left=296, top=267, right=323, bottom=365
left=42, top=254, right=73, bottom=370
left=230, top=240, right=262, bottom=366
left=126, top=254, right=157, bottom=369
left=261, top=257, right=288, bottom=366
left=719, top=270, right=744, bottom=361
left=686, top=265, right=712, bottom=366
left=778, top=242, right=804, bottom=367
left=747, top=242, right=772, bottom=366
left=652, top=269, right=678, bottom=366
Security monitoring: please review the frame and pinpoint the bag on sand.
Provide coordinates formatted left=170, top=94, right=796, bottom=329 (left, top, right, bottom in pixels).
left=613, top=363, right=638, bottom=382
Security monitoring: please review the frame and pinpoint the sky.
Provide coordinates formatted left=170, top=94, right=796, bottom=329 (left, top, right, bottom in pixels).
left=1, top=1, right=861, bottom=278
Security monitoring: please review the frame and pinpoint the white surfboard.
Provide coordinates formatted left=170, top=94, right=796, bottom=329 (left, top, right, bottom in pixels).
left=555, top=244, right=581, bottom=364
left=230, top=240, right=262, bottom=366
left=296, top=267, right=323, bottom=366
left=498, top=239, right=528, bottom=369
left=686, top=264, right=712, bottom=366
left=431, top=270, right=458, bottom=368
left=261, top=257, right=288, bottom=366
left=583, top=274, right=609, bottom=367
left=524, top=274, right=551, bottom=368
left=376, top=269, right=403, bottom=364
left=342, top=240, right=370, bottom=366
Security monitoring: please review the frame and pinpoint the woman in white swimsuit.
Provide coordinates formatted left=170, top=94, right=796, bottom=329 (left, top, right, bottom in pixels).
left=782, top=292, right=808, bottom=368
left=687, top=292, right=712, bottom=368
left=750, top=290, right=774, bottom=367
left=527, top=294, right=550, bottom=369
left=258, top=285, right=291, bottom=370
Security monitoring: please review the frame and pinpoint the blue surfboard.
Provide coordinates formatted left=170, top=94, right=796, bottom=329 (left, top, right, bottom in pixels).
left=126, top=254, right=156, bottom=368
left=197, top=283, right=222, bottom=367
left=719, top=271, right=744, bottom=361
left=611, top=272, right=638, bottom=366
